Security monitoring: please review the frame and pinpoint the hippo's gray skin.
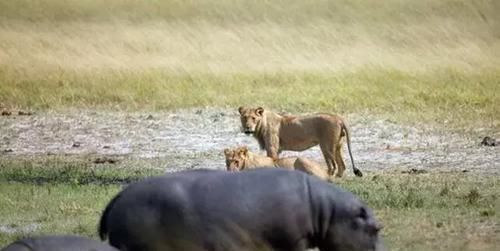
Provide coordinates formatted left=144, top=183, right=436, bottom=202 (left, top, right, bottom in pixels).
left=99, top=168, right=385, bottom=251
left=1, top=235, right=118, bottom=251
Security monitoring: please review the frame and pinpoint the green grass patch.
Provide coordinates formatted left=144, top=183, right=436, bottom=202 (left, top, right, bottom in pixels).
left=338, top=173, right=500, bottom=251
left=1, top=69, right=499, bottom=130
left=0, top=157, right=163, bottom=185
left=0, top=183, right=120, bottom=244
left=0, top=162, right=499, bottom=250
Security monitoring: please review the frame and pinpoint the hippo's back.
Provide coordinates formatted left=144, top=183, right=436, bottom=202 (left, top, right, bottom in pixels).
left=102, top=168, right=327, bottom=250
left=1, top=235, right=118, bottom=251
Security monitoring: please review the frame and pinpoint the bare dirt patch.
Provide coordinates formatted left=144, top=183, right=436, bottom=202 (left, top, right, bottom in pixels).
left=0, top=108, right=498, bottom=174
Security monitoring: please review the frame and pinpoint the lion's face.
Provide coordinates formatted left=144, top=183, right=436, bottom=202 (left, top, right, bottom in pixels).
left=224, top=147, right=248, bottom=171
left=238, top=106, right=264, bottom=135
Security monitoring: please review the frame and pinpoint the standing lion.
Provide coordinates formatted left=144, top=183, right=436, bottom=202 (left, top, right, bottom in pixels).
left=238, top=106, right=362, bottom=177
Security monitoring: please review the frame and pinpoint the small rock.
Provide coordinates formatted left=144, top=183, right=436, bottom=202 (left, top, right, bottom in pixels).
left=146, top=114, right=154, bottom=120
left=480, top=136, right=496, bottom=147
left=2, top=149, right=13, bottom=153
left=18, top=111, right=33, bottom=116
left=103, top=145, right=111, bottom=149
left=1, top=110, right=12, bottom=116
left=72, top=142, right=81, bottom=148
left=93, top=157, right=118, bottom=164
left=93, top=158, right=105, bottom=164
left=0, top=223, right=40, bottom=234
left=402, top=168, right=428, bottom=174
left=436, top=222, right=443, bottom=228
left=480, top=210, right=494, bottom=217
left=195, top=109, right=203, bottom=115
left=106, top=158, right=117, bottom=164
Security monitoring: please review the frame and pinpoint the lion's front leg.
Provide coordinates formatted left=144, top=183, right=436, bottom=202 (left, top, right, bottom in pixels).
left=266, top=146, right=279, bottom=161
left=264, top=133, right=280, bottom=161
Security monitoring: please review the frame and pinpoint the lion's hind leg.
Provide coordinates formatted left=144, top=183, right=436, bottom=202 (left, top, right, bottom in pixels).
left=324, top=125, right=345, bottom=178
left=293, top=158, right=329, bottom=181
left=319, top=144, right=336, bottom=177
left=334, top=137, right=347, bottom=178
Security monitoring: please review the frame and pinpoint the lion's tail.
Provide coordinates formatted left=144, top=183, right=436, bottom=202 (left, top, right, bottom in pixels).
left=98, top=192, right=121, bottom=240
left=342, top=122, right=363, bottom=177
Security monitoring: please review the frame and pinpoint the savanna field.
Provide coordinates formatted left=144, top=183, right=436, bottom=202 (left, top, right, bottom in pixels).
left=0, top=1, right=499, bottom=250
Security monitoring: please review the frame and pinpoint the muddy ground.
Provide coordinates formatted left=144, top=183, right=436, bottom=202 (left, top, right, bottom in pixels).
left=0, top=108, right=498, bottom=174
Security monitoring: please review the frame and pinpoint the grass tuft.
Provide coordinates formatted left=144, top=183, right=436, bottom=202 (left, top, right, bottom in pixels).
left=0, top=157, right=163, bottom=185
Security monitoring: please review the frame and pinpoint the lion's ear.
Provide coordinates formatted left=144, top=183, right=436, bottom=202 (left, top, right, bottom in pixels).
left=239, top=146, right=249, bottom=157
left=238, top=106, right=245, bottom=115
left=238, top=151, right=247, bottom=158
left=224, top=148, right=232, bottom=157
left=256, top=107, right=264, bottom=116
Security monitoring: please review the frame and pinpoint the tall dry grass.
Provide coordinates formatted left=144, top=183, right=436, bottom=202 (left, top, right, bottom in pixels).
left=0, top=0, right=499, bottom=128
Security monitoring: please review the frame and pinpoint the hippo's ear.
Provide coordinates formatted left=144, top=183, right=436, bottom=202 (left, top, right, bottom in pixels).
left=359, top=206, right=383, bottom=234
left=238, top=106, right=246, bottom=115
left=359, top=206, right=368, bottom=219
left=255, top=107, right=264, bottom=116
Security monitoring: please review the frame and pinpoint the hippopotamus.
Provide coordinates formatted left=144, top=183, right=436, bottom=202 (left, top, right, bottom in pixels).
left=1, top=235, right=118, bottom=251
left=99, top=168, right=385, bottom=251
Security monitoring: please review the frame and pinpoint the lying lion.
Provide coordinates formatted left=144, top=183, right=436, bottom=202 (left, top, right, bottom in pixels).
left=238, top=106, right=362, bottom=178
left=224, top=146, right=330, bottom=181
